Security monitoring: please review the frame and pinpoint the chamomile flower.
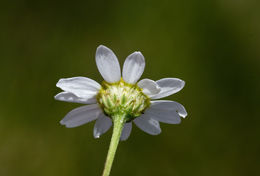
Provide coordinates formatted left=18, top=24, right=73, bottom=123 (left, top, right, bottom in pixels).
left=55, top=45, right=188, bottom=176
left=55, top=45, right=187, bottom=140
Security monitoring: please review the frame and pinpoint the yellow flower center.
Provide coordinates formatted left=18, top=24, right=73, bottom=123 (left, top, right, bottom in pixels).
left=97, top=79, right=150, bottom=121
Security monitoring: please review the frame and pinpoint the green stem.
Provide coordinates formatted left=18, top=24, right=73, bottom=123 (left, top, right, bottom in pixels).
left=102, top=114, right=126, bottom=176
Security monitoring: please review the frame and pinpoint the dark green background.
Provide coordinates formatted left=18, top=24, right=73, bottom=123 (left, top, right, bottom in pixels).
left=1, top=0, right=259, bottom=176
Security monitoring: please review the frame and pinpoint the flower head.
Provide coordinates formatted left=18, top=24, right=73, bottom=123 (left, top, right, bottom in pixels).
left=55, top=45, right=187, bottom=140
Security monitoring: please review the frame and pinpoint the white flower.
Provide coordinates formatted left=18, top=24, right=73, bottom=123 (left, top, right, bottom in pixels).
left=55, top=45, right=187, bottom=141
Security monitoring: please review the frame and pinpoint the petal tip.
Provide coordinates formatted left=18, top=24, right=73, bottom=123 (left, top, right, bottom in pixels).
left=96, top=45, right=111, bottom=55
left=133, top=51, right=142, bottom=55
left=94, top=134, right=100, bottom=138
left=54, top=93, right=63, bottom=100
left=54, top=94, right=58, bottom=100
left=179, top=112, right=188, bottom=118
left=181, top=80, right=185, bottom=87
left=97, top=45, right=108, bottom=51
left=60, top=120, right=66, bottom=126
left=150, top=130, right=162, bottom=136
left=56, top=79, right=62, bottom=88
left=134, top=51, right=144, bottom=59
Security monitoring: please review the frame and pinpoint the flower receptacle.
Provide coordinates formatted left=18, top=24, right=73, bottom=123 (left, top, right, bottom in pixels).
left=97, top=79, right=150, bottom=122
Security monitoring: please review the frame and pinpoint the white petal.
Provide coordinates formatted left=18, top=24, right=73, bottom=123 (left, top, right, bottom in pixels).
left=60, top=104, right=101, bottom=128
left=138, top=79, right=161, bottom=97
left=93, top=113, right=112, bottom=138
left=144, top=100, right=187, bottom=124
left=122, top=51, right=145, bottom=84
left=134, top=115, right=161, bottom=135
left=56, top=77, right=100, bottom=99
left=150, top=78, right=185, bottom=99
left=95, top=45, right=121, bottom=83
left=150, top=100, right=187, bottom=118
left=120, top=122, right=132, bottom=141
left=55, top=92, right=97, bottom=104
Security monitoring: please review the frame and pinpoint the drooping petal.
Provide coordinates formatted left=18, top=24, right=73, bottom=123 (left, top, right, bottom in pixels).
left=95, top=45, right=121, bottom=83
left=150, top=78, right=185, bottom=99
left=122, top=51, right=145, bottom=84
left=120, top=122, right=132, bottom=141
left=56, top=77, right=100, bottom=99
left=134, top=115, right=161, bottom=135
left=147, top=100, right=188, bottom=121
left=55, top=92, right=97, bottom=104
left=93, top=113, right=112, bottom=138
left=60, top=104, right=101, bottom=128
left=144, top=100, right=187, bottom=124
left=138, top=79, right=161, bottom=97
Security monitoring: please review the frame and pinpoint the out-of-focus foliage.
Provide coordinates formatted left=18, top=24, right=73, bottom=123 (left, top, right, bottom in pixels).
left=0, top=0, right=259, bottom=176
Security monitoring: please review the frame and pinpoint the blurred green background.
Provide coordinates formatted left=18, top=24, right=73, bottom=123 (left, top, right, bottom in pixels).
left=1, top=0, right=259, bottom=176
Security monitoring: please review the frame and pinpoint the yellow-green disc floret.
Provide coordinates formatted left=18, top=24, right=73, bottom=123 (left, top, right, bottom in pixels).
left=97, top=79, right=150, bottom=121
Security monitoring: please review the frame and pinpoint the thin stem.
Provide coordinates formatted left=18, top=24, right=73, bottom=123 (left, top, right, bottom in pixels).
left=102, top=114, right=126, bottom=176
